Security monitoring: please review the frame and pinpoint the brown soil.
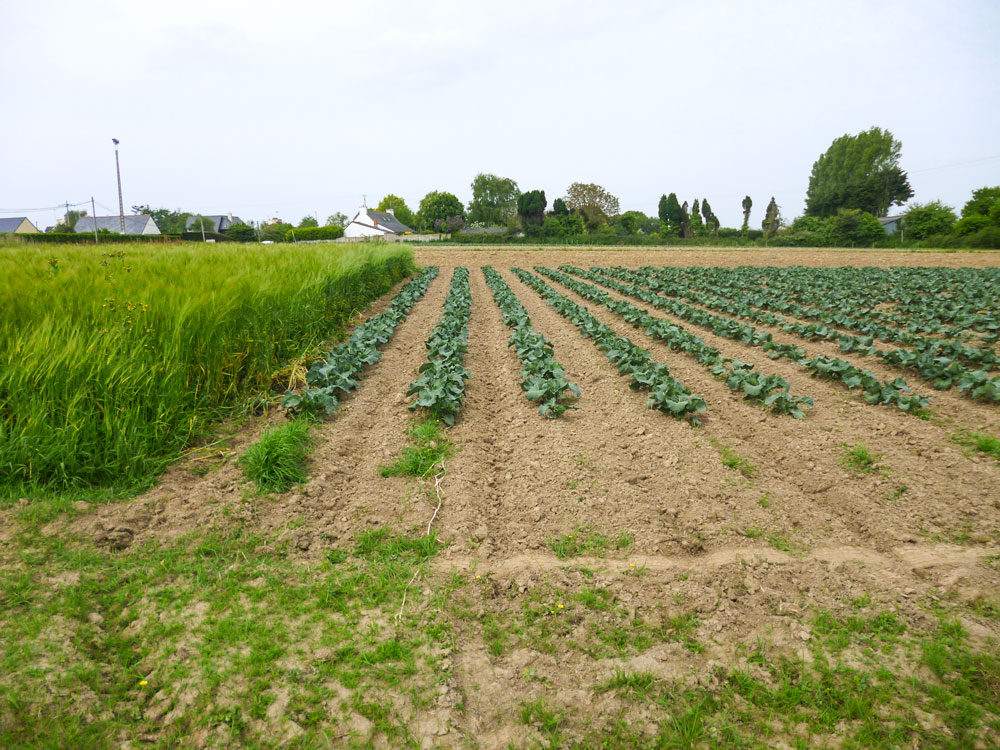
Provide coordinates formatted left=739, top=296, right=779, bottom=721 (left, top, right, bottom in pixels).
left=51, top=249, right=1000, bottom=745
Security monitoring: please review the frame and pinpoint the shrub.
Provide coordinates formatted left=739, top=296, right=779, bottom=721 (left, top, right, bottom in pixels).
left=239, top=420, right=313, bottom=492
left=285, top=225, right=345, bottom=243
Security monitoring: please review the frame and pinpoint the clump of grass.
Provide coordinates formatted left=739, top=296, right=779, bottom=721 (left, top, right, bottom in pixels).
left=717, top=443, right=756, bottom=478
left=379, top=419, right=453, bottom=477
left=548, top=526, right=631, bottom=559
left=239, top=419, right=313, bottom=493
left=841, top=442, right=882, bottom=474
left=954, top=429, right=1000, bottom=461
left=594, top=670, right=657, bottom=699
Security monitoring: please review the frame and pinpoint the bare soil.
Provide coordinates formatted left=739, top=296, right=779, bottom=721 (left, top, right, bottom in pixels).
left=14, top=248, right=1000, bottom=747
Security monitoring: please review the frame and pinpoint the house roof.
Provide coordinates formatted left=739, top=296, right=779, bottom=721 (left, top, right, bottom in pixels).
left=184, top=214, right=243, bottom=231
left=878, top=215, right=903, bottom=226
left=74, top=215, right=160, bottom=234
left=0, top=217, right=33, bottom=232
left=364, top=210, right=412, bottom=234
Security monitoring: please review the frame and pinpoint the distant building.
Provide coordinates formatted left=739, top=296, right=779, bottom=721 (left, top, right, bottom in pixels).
left=74, top=215, right=161, bottom=235
left=343, top=206, right=414, bottom=239
left=0, top=217, right=40, bottom=234
left=184, top=214, right=244, bottom=232
left=879, top=215, right=903, bottom=234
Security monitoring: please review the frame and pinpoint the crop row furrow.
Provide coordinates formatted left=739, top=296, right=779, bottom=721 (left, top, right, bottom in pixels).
left=482, top=267, right=580, bottom=418
left=283, top=266, right=439, bottom=416
left=567, top=265, right=929, bottom=414
left=511, top=268, right=707, bottom=423
left=538, top=267, right=813, bottom=418
left=606, top=265, right=999, bottom=404
left=407, top=267, right=472, bottom=425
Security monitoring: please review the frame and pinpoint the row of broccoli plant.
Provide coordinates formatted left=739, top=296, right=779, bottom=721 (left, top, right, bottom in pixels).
left=537, top=267, right=813, bottom=418
left=482, top=266, right=580, bottom=417
left=283, top=266, right=439, bottom=416
left=577, top=265, right=929, bottom=414
left=406, top=267, right=472, bottom=425
left=511, top=268, right=707, bottom=423
left=621, top=265, right=999, bottom=402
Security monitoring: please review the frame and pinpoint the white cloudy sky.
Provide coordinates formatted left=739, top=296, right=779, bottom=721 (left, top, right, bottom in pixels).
left=2, top=0, right=998, bottom=230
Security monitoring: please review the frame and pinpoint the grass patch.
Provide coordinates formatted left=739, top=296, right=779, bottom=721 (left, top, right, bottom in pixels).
left=715, top=441, right=756, bottom=478
left=841, top=442, right=883, bottom=475
left=238, top=419, right=313, bottom=493
left=547, top=526, right=632, bottom=559
left=953, top=429, right=1000, bottom=461
left=379, top=418, right=454, bottom=477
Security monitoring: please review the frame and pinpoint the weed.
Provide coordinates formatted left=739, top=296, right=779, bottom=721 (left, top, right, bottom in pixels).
left=239, top=419, right=313, bottom=493
left=953, top=429, right=1000, bottom=461
left=594, top=670, right=656, bottom=699
left=547, top=526, right=623, bottom=559
left=379, top=419, right=454, bottom=478
left=884, top=484, right=907, bottom=501
left=758, top=493, right=771, bottom=508
left=841, top=442, right=883, bottom=475
left=717, top=442, right=756, bottom=478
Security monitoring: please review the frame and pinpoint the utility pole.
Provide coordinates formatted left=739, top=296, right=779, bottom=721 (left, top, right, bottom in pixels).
left=64, top=200, right=70, bottom=229
left=112, top=138, right=125, bottom=234
left=91, top=197, right=99, bottom=244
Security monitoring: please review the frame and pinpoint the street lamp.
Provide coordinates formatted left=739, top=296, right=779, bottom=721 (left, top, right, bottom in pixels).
left=112, top=138, right=125, bottom=234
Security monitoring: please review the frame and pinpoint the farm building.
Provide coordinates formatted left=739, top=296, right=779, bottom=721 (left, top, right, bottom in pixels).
left=75, top=215, right=161, bottom=235
left=184, top=214, right=244, bottom=232
left=0, top=217, right=40, bottom=234
left=879, top=215, right=903, bottom=233
left=343, top=207, right=413, bottom=239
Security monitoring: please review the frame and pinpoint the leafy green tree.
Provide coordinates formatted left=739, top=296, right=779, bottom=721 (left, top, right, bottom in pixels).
left=325, top=212, right=349, bottom=228
left=190, top=215, right=216, bottom=233
left=260, top=222, right=292, bottom=242
left=552, top=198, right=569, bottom=217
left=467, top=173, right=520, bottom=226
left=417, top=191, right=464, bottom=231
left=762, top=197, right=781, bottom=238
left=701, top=199, right=720, bottom=233
left=227, top=222, right=257, bottom=242
left=298, top=215, right=319, bottom=228
left=131, top=205, right=189, bottom=234
left=375, top=195, right=416, bottom=228
left=901, top=201, right=957, bottom=240
left=61, top=209, right=87, bottom=231
left=741, top=196, right=752, bottom=233
left=960, top=186, right=1000, bottom=219
left=517, top=190, right=547, bottom=228
left=658, top=193, right=685, bottom=236
left=564, top=183, right=620, bottom=221
left=826, top=209, right=883, bottom=246
left=805, top=127, right=913, bottom=217
left=689, top=199, right=705, bottom=235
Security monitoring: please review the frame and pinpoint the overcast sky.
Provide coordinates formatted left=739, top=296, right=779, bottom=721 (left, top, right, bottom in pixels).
left=2, top=0, right=998, bottom=231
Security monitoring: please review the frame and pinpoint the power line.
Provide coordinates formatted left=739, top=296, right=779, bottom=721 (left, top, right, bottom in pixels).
left=0, top=200, right=90, bottom=213
left=910, top=154, right=1000, bottom=174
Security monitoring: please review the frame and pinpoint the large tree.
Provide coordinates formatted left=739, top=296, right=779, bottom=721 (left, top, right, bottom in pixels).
left=376, top=195, right=416, bottom=228
left=517, top=190, right=547, bottom=228
left=326, top=212, right=349, bottom=228
left=901, top=201, right=957, bottom=240
left=467, top=173, right=520, bottom=226
left=658, top=193, right=685, bottom=236
left=741, top=196, right=753, bottom=233
left=298, top=215, right=319, bottom=228
left=805, top=127, right=913, bottom=217
left=701, top=199, right=720, bottom=233
left=762, top=197, right=781, bottom=238
left=689, top=199, right=705, bottom=235
left=417, top=191, right=464, bottom=231
left=564, top=182, right=620, bottom=223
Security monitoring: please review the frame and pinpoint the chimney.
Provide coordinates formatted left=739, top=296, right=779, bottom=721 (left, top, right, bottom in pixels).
left=386, top=208, right=394, bottom=216
left=228, top=213, right=233, bottom=222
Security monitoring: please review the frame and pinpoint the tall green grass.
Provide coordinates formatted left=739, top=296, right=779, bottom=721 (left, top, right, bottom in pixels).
left=0, top=241, right=415, bottom=496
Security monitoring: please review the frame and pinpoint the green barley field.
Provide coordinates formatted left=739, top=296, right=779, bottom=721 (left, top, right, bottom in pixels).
left=0, top=241, right=415, bottom=496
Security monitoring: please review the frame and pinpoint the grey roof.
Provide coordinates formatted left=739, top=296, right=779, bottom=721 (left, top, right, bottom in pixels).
left=0, top=217, right=33, bottom=232
left=184, top=214, right=243, bottom=231
left=366, top=210, right=412, bottom=234
left=74, top=215, right=160, bottom=235
left=878, top=215, right=902, bottom=225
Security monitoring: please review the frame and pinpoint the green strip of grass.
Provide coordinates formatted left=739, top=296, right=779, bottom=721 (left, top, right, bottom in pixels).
left=239, top=419, right=314, bottom=493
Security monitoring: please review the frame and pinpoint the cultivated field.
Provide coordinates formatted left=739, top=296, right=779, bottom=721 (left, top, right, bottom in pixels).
left=2, top=247, right=999, bottom=748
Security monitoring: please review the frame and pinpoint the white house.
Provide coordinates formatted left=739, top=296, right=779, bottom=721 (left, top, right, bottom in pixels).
left=343, top=207, right=414, bottom=239
left=75, top=215, right=161, bottom=235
